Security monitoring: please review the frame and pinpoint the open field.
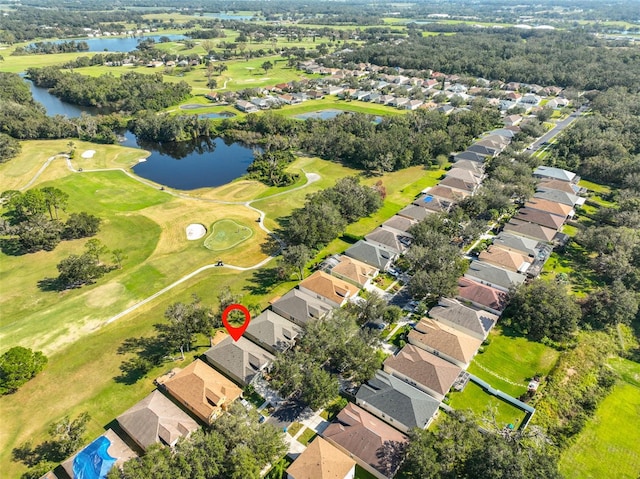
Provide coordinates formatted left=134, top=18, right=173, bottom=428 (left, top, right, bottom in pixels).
left=559, top=359, right=640, bottom=479
left=279, top=98, right=406, bottom=117
left=468, top=327, right=560, bottom=398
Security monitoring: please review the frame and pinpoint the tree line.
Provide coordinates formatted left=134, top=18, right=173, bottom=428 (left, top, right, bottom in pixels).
left=12, top=40, right=90, bottom=56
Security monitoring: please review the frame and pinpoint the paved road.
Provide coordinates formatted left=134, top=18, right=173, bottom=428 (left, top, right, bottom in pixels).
left=528, top=105, right=588, bottom=152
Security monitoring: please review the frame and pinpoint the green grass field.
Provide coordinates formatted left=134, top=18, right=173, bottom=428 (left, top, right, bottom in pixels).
left=559, top=359, right=640, bottom=479
left=468, top=327, right=560, bottom=397
left=204, top=218, right=253, bottom=251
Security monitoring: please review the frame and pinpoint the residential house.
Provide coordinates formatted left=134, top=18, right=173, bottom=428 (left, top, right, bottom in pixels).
left=478, top=246, right=531, bottom=274
left=427, top=185, right=470, bottom=202
left=445, top=167, right=483, bottom=185
left=383, top=345, right=462, bottom=401
left=456, top=277, right=508, bottom=315
left=533, top=189, right=583, bottom=207
left=376, top=94, right=395, bottom=105
left=467, top=143, right=500, bottom=158
left=537, top=179, right=581, bottom=195
left=298, top=271, right=360, bottom=308
left=235, top=100, right=259, bottom=113
left=428, top=298, right=498, bottom=341
left=438, top=176, right=478, bottom=195
left=533, top=166, right=578, bottom=183
left=365, top=227, right=412, bottom=255
left=286, top=437, right=356, bottom=479
left=205, top=91, right=220, bottom=102
left=514, top=207, right=566, bottom=230
left=488, top=128, right=517, bottom=140
left=244, top=310, right=302, bottom=355
left=344, top=240, right=396, bottom=272
left=504, top=114, right=522, bottom=126
left=61, top=429, right=137, bottom=479
left=397, top=204, right=435, bottom=222
left=390, top=97, right=410, bottom=108
left=452, top=159, right=485, bottom=175
left=521, top=94, right=541, bottom=106
left=412, top=193, right=453, bottom=213
left=250, top=97, right=271, bottom=110
left=270, top=288, right=333, bottom=327
left=117, top=390, right=199, bottom=451
left=492, top=232, right=541, bottom=258
left=503, top=219, right=558, bottom=243
left=524, top=198, right=574, bottom=218
left=367, top=92, right=381, bottom=103
left=356, top=370, right=440, bottom=433
left=323, top=403, right=409, bottom=479
left=381, top=215, right=415, bottom=234
left=546, top=97, right=569, bottom=109
left=158, top=359, right=242, bottom=424
left=408, top=318, right=482, bottom=369
left=325, top=86, right=344, bottom=96
left=404, top=99, right=424, bottom=110
left=453, top=150, right=487, bottom=163
left=204, top=333, right=275, bottom=387
left=464, top=260, right=526, bottom=292
left=326, top=255, right=379, bottom=288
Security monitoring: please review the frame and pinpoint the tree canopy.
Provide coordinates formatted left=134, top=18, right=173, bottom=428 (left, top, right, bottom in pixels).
left=0, top=346, right=47, bottom=395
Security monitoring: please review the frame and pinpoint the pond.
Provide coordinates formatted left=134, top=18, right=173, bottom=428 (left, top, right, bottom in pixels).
left=29, top=34, right=187, bottom=53
left=201, top=12, right=255, bottom=20
left=293, top=109, right=383, bottom=123
left=24, top=78, right=256, bottom=190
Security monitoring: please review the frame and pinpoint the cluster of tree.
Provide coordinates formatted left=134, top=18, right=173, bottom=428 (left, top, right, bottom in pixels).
left=1, top=188, right=102, bottom=254
left=109, top=402, right=286, bottom=479
left=12, top=40, right=90, bottom=56
left=400, top=411, right=561, bottom=478
left=0, top=346, right=47, bottom=395
left=12, top=412, right=90, bottom=479
left=0, top=72, right=123, bottom=144
left=335, top=29, right=640, bottom=90
left=0, top=133, right=22, bottom=163
left=26, top=68, right=191, bottom=113
left=246, top=149, right=299, bottom=187
left=128, top=113, right=213, bottom=143
left=269, top=309, right=383, bottom=409
left=52, top=239, right=121, bottom=290
left=283, top=176, right=383, bottom=249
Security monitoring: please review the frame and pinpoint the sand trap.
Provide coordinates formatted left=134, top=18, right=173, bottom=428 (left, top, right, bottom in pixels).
left=81, top=150, right=96, bottom=158
left=186, top=223, right=207, bottom=240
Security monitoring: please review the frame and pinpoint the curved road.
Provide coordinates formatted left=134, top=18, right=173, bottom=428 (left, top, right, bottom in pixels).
left=19, top=153, right=321, bottom=329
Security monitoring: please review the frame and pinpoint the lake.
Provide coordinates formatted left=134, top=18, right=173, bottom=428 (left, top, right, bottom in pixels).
left=294, top=109, right=383, bottom=123
left=29, top=34, right=187, bottom=53
left=24, top=78, right=257, bottom=190
left=201, top=12, right=255, bottom=20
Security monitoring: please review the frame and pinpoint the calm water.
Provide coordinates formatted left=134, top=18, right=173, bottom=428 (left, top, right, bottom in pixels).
left=29, top=34, right=187, bottom=53
left=294, top=109, right=383, bottom=123
left=202, top=13, right=254, bottom=20
left=25, top=79, right=256, bottom=190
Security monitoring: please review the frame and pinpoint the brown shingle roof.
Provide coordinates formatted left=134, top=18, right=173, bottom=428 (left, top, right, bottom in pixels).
left=383, top=344, right=461, bottom=396
left=323, top=403, right=408, bottom=478
left=503, top=219, right=557, bottom=242
left=537, top=179, right=579, bottom=195
left=428, top=185, right=470, bottom=201
left=479, top=246, right=531, bottom=272
left=381, top=215, right=415, bottom=233
left=438, top=176, right=476, bottom=193
left=514, top=207, right=565, bottom=230
left=159, top=359, right=242, bottom=424
left=524, top=198, right=572, bottom=217
left=331, top=255, right=378, bottom=287
left=299, top=271, right=360, bottom=305
left=457, top=277, right=508, bottom=312
left=408, top=318, right=482, bottom=365
left=287, top=437, right=356, bottom=479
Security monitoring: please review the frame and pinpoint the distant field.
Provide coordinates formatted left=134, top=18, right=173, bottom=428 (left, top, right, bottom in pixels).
left=559, top=359, right=640, bottom=479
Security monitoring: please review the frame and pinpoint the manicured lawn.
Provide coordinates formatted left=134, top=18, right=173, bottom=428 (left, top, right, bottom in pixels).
left=468, top=327, right=560, bottom=397
left=355, top=465, right=380, bottom=479
left=204, top=218, right=253, bottom=251
left=579, top=179, right=611, bottom=194
left=373, top=273, right=397, bottom=291
left=448, top=381, right=527, bottom=429
left=559, top=378, right=640, bottom=479
left=279, top=97, right=405, bottom=117
left=286, top=422, right=303, bottom=437
left=296, top=428, right=318, bottom=446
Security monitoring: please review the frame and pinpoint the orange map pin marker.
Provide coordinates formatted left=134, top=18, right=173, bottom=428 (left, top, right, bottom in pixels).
left=221, top=304, right=251, bottom=341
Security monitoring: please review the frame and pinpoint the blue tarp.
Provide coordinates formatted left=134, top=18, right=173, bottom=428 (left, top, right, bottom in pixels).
left=72, top=436, right=116, bottom=479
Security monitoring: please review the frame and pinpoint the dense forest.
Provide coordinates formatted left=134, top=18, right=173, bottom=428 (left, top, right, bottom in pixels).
left=334, top=29, right=640, bottom=90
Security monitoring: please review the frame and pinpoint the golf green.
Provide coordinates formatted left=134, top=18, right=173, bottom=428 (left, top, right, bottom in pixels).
left=204, top=219, right=253, bottom=251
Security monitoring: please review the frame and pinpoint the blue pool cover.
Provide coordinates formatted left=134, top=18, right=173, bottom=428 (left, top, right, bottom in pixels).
left=423, top=195, right=433, bottom=203
left=72, top=435, right=116, bottom=479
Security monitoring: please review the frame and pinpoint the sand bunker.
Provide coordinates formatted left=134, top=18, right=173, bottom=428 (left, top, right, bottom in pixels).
left=186, top=223, right=207, bottom=240
left=81, top=150, right=96, bottom=158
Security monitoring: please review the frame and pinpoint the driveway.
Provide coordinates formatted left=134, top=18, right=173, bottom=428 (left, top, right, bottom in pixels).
left=266, top=400, right=312, bottom=431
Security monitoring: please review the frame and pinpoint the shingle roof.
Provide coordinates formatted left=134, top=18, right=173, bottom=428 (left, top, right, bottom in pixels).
left=537, top=179, right=580, bottom=195
left=383, top=345, right=462, bottom=396
left=287, top=437, right=356, bottom=479
left=454, top=150, right=487, bottom=163
left=533, top=166, right=576, bottom=182
left=479, top=246, right=531, bottom=273
left=299, top=271, right=360, bottom=305
left=464, top=261, right=526, bottom=292
left=345, top=240, right=396, bottom=271
left=428, top=298, right=498, bottom=339
left=525, top=198, right=573, bottom=217
left=409, top=318, right=483, bottom=365
left=356, top=370, right=440, bottom=430
left=117, top=390, right=199, bottom=450
left=365, top=227, right=412, bottom=254
left=445, top=167, right=483, bottom=184
left=160, top=359, right=243, bottom=423
left=204, top=335, right=275, bottom=386
left=270, top=288, right=333, bottom=326
left=323, top=403, right=408, bottom=478
left=457, top=277, right=508, bottom=312
left=244, top=310, right=302, bottom=353
left=428, top=185, right=470, bottom=201
left=381, top=215, right=415, bottom=233
left=438, top=176, right=477, bottom=193
left=504, top=219, right=557, bottom=242
left=412, top=194, right=452, bottom=212
left=451, top=159, right=485, bottom=174
left=514, top=207, right=566, bottom=230
left=492, top=233, right=539, bottom=257
left=533, top=189, right=580, bottom=207
left=331, top=255, right=379, bottom=287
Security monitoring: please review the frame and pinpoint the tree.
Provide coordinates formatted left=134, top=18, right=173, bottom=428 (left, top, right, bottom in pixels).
left=40, top=187, right=68, bottom=220
left=49, top=412, right=91, bottom=458
left=0, top=346, right=47, bottom=395
left=286, top=200, right=346, bottom=249
left=581, top=280, right=639, bottom=328
left=159, top=295, right=215, bottom=359
left=56, top=252, right=109, bottom=288
left=111, top=249, right=127, bottom=269
left=84, top=238, right=108, bottom=263
left=0, top=133, right=21, bottom=163
left=15, top=215, right=63, bottom=253
left=261, top=60, right=273, bottom=74
left=62, top=212, right=101, bottom=239
left=281, top=244, right=311, bottom=280
left=300, top=363, right=339, bottom=410
left=346, top=290, right=387, bottom=326
left=503, top=280, right=581, bottom=342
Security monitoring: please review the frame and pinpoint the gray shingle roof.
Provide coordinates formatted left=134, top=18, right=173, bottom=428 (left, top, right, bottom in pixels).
left=397, top=204, right=435, bottom=222
left=270, top=289, right=333, bottom=326
left=464, top=260, right=526, bottom=292
left=454, top=151, right=487, bottom=163
left=365, top=227, right=412, bottom=254
left=356, top=370, right=439, bottom=430
left=428, top=298, right=498, bottom=339
left=244, top=310, right=302, bottom=354
left=503, top=219, right=557, bottom=242
left=533, top=166, right=576, bottom=182
left=204, top=336, right=274, bottom=386
left=493, top=232, right=540, bottom=257
left=533, top=189, right=580, bottom=206
left=344, top=240, right=396, bottom=271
